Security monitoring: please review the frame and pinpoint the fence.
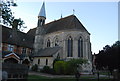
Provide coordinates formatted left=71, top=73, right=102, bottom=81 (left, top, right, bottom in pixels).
left=2, top=63, right=28, bottom=81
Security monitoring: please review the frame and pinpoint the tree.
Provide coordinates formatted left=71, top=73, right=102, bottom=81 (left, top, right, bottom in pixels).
left=1, top=0, right=26, bottom=31
left=95, top=41, right=120, bottom=73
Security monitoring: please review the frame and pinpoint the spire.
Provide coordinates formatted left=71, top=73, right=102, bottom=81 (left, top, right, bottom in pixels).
left=38, top=2, right=46, bottom=18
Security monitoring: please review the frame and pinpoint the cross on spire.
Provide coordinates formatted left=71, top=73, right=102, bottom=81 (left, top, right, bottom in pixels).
left=73, top=9, right=75, bottom=15
left=61, top=13, right=62, bottom=18
left=61, top=10, right=62, bottom=18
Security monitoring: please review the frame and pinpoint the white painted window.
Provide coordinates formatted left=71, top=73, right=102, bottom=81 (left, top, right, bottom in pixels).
left=22, top=48, right=26, bottom=54
left=8, top=45, right=14, bottom=52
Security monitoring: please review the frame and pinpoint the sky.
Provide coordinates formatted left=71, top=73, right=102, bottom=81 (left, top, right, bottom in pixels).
left=10, top=1, right=118, bottom=54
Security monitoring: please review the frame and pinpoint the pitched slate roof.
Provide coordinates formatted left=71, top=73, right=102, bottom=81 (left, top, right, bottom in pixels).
left=2, top=25, right=34, bottom=48
left=33, top=47, right=61, bottom=57
left=27, top=15, right=90, bottom=36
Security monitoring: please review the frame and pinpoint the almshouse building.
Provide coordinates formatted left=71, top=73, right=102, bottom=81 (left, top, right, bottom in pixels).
left=2, top=25, right=34, bottom=65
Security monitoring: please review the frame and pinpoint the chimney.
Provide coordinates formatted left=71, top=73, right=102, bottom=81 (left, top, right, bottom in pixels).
left=12, top=19, right=19, bottom=30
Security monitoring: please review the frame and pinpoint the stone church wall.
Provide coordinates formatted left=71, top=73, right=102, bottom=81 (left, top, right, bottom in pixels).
left=43, top=29, right=91, bottom=60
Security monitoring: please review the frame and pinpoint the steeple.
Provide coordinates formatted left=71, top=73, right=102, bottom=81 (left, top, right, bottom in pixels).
left=34, top=2, right=46, bottom=53
left=37, top=2, right=46, bottom=27
left=38, top=2, right=46, bottom=18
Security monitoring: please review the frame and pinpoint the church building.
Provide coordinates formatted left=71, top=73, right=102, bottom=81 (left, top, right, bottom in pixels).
left=30, top=2, right=92, bottom=72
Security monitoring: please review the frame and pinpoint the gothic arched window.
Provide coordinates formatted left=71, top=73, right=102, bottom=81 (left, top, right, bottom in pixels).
left=42, top=20, right=45, bottom=26
left=39, top=19, right=43, bottom=26
left=55, top=38, right=59, bottom=46
left=47, top=39, right=51, bottom=47
left=67, top=36, right=73, bottom=57
left=78, top=37, right=83, bottom=57
left=37, top=19, right=42, bottom=27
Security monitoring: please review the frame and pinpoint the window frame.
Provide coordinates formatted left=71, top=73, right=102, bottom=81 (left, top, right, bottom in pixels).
left=78, top=37, right=83, bottom=57
left=8, top=44, right=14, bottom=52
left=67, top=36, right=73, bottom=57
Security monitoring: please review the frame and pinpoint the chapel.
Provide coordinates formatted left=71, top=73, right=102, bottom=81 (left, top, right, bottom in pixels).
left=29, top=2, right=92, bottom=72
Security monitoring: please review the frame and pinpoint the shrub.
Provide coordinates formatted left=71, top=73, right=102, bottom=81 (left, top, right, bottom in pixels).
left=66, top=58, right=88, bottom=74
left=64, top=61, right=75, bottom=75
left=54, top=61, right=65, bottom=74
left=41, top=66, right=50, bottom=73
left=31, top=64, right=38, bottom=71
left=41, top=66, right=55, bottom=74
left=62, top=61, right=71, bottom=74
left=54, top=58, right=88, bottom=75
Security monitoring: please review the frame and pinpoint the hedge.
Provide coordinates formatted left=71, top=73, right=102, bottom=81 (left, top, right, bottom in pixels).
left=54, top=58, right=87, bottom=75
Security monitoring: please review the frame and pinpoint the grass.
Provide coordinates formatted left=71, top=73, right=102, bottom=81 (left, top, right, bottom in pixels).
left=99, top=71, right=110, bottom=75
left=28, top=75, right=113, bottom=81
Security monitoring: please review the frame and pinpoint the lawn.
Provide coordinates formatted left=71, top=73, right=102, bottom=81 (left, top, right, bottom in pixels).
left=28, top=75, right=113, bottom=81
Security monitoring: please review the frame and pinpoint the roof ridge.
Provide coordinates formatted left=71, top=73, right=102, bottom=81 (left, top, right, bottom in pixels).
left=2, top=25, right=27, bottom=34
left=45, top=15, right=75, bottom=26
left=2, top=25, right=34, bottom=48
left=27, top=15, right=90, bottom=35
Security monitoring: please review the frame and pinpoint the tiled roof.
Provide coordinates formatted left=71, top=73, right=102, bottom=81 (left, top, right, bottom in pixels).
left=33, top=47, right=61, bottom=57
left=2, top=25, right=34, bottom=48
left=27, top=15, right=90, bottom=36
left=2, top=51, right=26, bottom=60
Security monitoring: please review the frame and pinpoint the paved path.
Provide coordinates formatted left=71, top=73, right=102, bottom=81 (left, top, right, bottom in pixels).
left=28, top=71, right=104, bottom=79
left=28, top=71, right=75, bottom=78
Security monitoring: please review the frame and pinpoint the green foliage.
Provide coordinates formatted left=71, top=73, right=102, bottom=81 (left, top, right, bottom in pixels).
left=41, top=66, right=55, bottom=74
left=95, top=41, right=120, bottom=71
left=31, top=64, right=38, bottom=71
left=1, top=1, right=16, bottom=25
left=43, top=66, right=50, bottom=72
left=66, top=58, right=87, bottom=74
left=1, top=0, right=26, bottom=31
left=12, top=18, right=27, bottom=31
left=54, top=58, right=87, bottom=75
left=54, top=61, right=65, bottom=74
left=68, top=58, right=88, bottom=67
left=53, top=58, right=61, bottom=69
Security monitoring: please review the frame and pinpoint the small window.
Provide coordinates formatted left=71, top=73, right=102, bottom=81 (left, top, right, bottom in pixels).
left=22, top=48, right=26, bottom=54
left=46, top=59, right=48, bottom=65
left=8, top=45, right=14, bottom=52
left=38, top=59, right=40, bottom=64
